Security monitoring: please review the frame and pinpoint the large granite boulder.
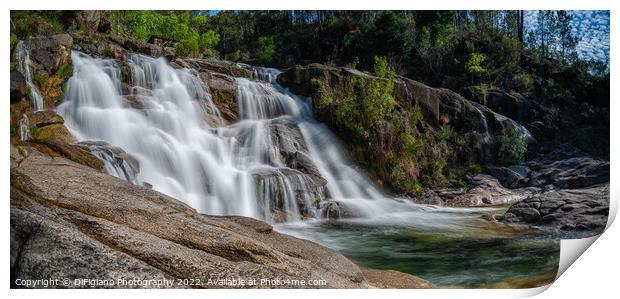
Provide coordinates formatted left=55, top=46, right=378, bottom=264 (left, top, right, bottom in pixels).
left=24, top=110, right=74, bottom=144
left=462, top=86, right=539, bottom=124
left=277, top=63, right=534, bottom=167
left=10, top=144, right=369, bottom=288
left=24, top=33, right=73, bottom=74
left=501, top=184, right=609, bottom=237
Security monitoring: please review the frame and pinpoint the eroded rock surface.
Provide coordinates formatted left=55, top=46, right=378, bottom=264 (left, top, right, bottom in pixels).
left=433, top=174, right=535, bottom=207
left=501, top=184, right=609, bottom=237
left=10, top=144, right=369, bottom=289
left=495, top=145, right=610, bottom=237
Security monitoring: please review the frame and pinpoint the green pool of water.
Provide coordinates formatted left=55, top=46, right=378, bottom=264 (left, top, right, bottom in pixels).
left=276, top=205, right=559, bottom=288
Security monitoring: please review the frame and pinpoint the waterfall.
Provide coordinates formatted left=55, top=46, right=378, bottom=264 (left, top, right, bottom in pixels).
left=82, top=141, right=140, bottom=184
left=14, top=41, right=45, bottom=111
left=19, top=114, right=29, bottom=141
left=58, top=51, right=415, bottom=222
left=236, top=63, right=280, bottom=83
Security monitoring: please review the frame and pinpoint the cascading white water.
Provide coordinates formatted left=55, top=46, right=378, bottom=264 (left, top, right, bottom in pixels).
left=58, top=51, right=260, bottom=218
left=58, top=51, right=417, bottom=222
left=14, top=41, right=45, bottom=111
left=237, top=63, right=281, bottom=83
left=19, top=114, right=30, bottom=141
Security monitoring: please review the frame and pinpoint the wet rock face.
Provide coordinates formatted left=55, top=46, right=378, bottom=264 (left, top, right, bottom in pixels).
left=11, top=144, right=368, bottom=288
left=10, top=71, right=27, bottom=104
left=252, top=168, right=327, bottom=221
left=198, top=70, right=237, bottom=123
left=26, top=34, right=73, bottom=74
left=18, top=110, right=104, bottom=172
left=77, top=140, right=141, bottom=181
left=487, top=165, right=531, bottom=189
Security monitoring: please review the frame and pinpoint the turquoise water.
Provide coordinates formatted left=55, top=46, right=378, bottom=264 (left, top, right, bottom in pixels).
left=276, top=205, right=559, bottom=288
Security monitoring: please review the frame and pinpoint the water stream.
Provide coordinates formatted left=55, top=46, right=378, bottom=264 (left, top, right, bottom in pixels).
left=57, top=51, right=558, bottom=288
left=14, top=41, right=45, bottom=111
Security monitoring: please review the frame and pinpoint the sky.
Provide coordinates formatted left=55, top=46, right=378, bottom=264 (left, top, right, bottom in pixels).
left=524, top=10, right=610, bottom=63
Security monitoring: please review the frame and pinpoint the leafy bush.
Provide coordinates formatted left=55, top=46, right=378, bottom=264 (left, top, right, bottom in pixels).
left=408, top=104, right=423, bottom=128
left=108, top=11, right=212, bottom=57
left=465, top=52, right=487, bottom=74
left=513, top=73, right=534, bottom=91
left=399, top=133, right=424, bottom=156
left=325, top=56, right=396, bottom=137
left=175, top=36, right=199, bottom=57
left=199, top=30, right=220, bottom=53
left=495, top=130, right=528, bottom=165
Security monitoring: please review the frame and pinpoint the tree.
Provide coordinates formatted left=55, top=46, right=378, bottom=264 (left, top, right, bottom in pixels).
left=555, top=11, right=579, bottom=63
left=199, top=30, right=220, bottom=55
left=257, top=35, right=276, bottom=63
left=517, top=10, right=524, bottom=43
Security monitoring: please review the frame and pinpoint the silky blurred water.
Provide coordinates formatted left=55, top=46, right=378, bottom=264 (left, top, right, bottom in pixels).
left=277, top=206, right=559, bottom=288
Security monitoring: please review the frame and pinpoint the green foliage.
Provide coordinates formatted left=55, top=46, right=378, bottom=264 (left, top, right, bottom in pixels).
left=495, top=130, right=528, bottom=165
left=108, top=11, right=213, bottom=57
left=346, top=57, right=359, bottom=69
left=478, top=83, right=490, bottom=97
left=399, top=133, right=424, bottom=156
left=29, top=126, right=41, bottom=139
left=191, top=15, right=207, bottom=28
left=466, top=164, right=482, bottom=176
left=365, top=11, right=415, bottom=64
left=513, top=73, right=534, bottom=91
left=328, top=56, right=396, bottom=136
left=199, top=30, right=220, bottom=53
left=10, top=33, right=17, bottom=52
left=54, top=63, right=73, bottom=78
left=257, top=36, right=276, bottom=62
left=10, top=11, right=65, bottom=39
left=465, top=52, right=487, bottom=74
left=408, top=104, right=423, bottom=128
left=175, top=36, right=199, bottom=57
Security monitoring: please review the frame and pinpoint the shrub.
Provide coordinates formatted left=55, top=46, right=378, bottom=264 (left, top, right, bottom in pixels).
left=465, top=52, right=487, bottom=74
left=409, top=104, right=423, bottom=128
left=399, top=133, right=424, bottom=157
left=175, top=35, right=199, bottom=57
left=320, top=55, right=396, bottom=137
left=513, top=73, right=534, bottom=91
left=199, top=30, right=220, bottom=53
left=495, top=129, right=527, bottom=165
